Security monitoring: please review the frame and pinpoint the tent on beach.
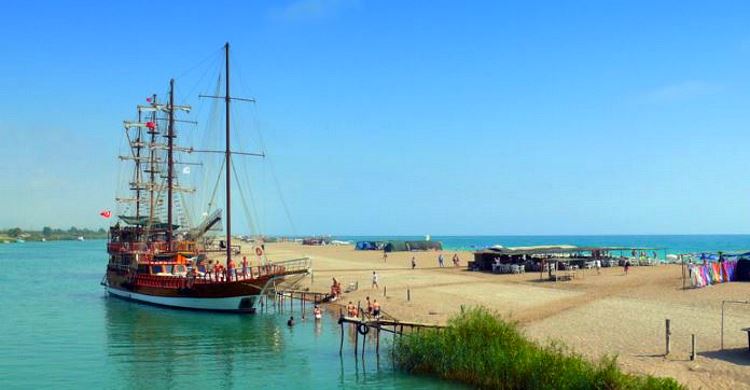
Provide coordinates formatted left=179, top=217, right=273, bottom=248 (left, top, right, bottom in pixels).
left=383, top=240, right=442, bottom=252
left=355, top=241, right=381, bottom=251
left=735, top=258, right=750, bottom=282
left=405, top=240, right=442, bottom=251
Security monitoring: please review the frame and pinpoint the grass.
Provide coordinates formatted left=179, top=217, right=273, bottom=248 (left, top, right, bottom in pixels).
left=392, top=307, right=684, bottom=389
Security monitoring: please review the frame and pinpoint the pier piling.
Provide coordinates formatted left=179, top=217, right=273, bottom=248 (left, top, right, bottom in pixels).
left=691, top=334, right=696, bottom=361
left=665, top=319, right=671, bottom=356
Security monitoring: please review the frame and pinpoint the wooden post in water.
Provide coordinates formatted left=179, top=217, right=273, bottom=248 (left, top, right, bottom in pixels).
left=339, top=309, right=344, bottom=355
left=376, top=325, right=380, bottom=355
left=361, top=327, right=367, bottom=359
left=665, top=319, right=671, bottom=356
left=354, top=323, right=359, bottom=357
left=690, top=334, right=696, bottom=361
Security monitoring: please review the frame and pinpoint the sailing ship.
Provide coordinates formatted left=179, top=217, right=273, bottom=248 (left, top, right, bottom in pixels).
left=103, top=43, right=310, bottom=313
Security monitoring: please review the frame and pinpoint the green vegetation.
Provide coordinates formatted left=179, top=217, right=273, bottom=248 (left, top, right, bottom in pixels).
left=0, top=226, right=107, bottom=243
left=393, top=307, right=683, bottom=390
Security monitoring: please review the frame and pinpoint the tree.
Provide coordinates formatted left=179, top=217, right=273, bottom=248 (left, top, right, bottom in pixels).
left=68, top=226, right=79, bottom=233
left=8, top=227, right=22, bottom=237
left=42, top=226, right=52, bottom=237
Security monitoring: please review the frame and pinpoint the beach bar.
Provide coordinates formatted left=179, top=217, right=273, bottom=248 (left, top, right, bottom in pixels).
left=470, top=245, right=666, bottom=273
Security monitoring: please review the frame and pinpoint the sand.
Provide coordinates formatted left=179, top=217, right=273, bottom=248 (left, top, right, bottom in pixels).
left=256, top=242, right=750, bottom=389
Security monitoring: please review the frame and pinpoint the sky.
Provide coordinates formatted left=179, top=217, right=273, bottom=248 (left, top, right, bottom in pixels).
left=2, top=0, right=750, bottom=235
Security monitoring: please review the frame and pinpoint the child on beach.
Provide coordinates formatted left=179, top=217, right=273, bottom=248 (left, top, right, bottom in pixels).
left=372, top=271, right=379, bottom=289
left=411, top=256, right=416, bottom=269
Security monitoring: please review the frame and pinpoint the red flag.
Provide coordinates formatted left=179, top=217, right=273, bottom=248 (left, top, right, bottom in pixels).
left=146, top=121, right=156, bottom=129
left=100, top=210, right=112, bottom=219
left=146, top=97, right=152, bottom=103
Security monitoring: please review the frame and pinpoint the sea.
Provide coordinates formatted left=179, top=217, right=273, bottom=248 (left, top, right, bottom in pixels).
left=2, top=236, right=748, bottom=389
left=336, top=235, right=750, bottom=257
left=0, top=240, right=458, bottom=389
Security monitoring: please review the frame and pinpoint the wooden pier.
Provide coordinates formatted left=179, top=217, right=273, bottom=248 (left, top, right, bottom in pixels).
left=337, top=312, right=445, bottom=358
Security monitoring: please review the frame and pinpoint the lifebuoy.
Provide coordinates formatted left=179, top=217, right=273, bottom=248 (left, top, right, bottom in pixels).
left=357, top=323, right=370, bottom=335
left=255, top=247, right=263, bottom=256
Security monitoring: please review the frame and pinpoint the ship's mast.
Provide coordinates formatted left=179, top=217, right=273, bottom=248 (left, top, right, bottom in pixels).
left=148, top=94, right=157, bottom=226
left=224, top=42, right=232, bottom=266
left=167, top=79, right=175, bottom=248
left=135, top=110, right=142, bottom=220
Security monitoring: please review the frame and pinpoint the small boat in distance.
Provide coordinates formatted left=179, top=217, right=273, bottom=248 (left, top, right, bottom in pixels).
left=103, top=43, right=310, bottom=313
left=77, top=236, right=85, bottom=241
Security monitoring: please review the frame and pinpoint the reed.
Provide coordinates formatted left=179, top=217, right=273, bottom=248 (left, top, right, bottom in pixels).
left=392, top=307, right=683, bottom=389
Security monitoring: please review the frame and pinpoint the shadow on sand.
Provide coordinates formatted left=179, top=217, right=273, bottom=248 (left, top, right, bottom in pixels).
left=700, top=348, right=750, bottom=365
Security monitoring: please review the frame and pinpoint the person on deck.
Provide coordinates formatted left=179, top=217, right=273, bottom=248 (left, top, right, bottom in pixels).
left=213, top=262, right=221, bottom=282
left=366, top=296, right=373, bottom=316
left=227, top=258, right=236, bottom=281
left=242, top=256, right=248, bottom=278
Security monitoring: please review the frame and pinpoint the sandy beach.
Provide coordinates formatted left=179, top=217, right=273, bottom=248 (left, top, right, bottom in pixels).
left=257, top=242, right=750, bottom=389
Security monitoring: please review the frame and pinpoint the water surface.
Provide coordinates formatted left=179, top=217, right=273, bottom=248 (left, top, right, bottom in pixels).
left=0, top=240, right=456, bottom=389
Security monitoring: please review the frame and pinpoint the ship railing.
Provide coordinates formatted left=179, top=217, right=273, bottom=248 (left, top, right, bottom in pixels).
left=131, top=257, right=311, bottom=289
left=107, top=242, right=149, bottom=252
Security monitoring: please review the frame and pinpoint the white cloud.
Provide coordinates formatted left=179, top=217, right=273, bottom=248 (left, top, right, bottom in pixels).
left=270, top=0, right=359, bottom=21
left=642, top=80, right=722, bottom=103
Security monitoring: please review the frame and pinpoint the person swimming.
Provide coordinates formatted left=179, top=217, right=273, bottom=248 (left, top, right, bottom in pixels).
left=287, top=316, right=295, bottom=326
left=313, top=305, right=322, bottom=320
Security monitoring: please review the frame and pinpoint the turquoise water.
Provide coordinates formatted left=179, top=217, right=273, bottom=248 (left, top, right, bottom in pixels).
left=339, top=235, right=750, bottom=255
left=0, top=240, right=457, bottom=389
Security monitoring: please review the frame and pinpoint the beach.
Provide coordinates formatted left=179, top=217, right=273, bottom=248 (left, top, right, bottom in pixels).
left=261, top=242, right=750, bottom=389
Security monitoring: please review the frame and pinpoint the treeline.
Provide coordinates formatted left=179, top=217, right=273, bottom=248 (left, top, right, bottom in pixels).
left=0, top=226, right=108, bottom=241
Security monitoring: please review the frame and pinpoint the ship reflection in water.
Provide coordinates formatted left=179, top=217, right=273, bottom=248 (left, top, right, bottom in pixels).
left=104, top=298, right=457, bottom=389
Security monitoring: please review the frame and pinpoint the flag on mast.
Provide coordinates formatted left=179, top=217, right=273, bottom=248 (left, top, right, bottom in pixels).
left=100, top=210, right=112, bottom=218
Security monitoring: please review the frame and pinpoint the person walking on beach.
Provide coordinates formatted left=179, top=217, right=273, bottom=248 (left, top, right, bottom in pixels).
left=371, top=271, right=379, bottom=289
left=411, top=256, right=416, bottom=270
left=383, top=251, right=388, bottom=262
left=452, top=253, right=460, bottom=267
left=438, top=253, right=445, bottom=268
left=624, top=260, right=630, bottom=276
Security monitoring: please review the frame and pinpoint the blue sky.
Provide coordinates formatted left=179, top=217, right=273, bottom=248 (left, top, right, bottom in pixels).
left=2, top=0, right=750, bottom=235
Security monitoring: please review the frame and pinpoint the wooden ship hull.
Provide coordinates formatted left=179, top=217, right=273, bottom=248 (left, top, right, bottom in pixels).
left=104, top=258, right=310, bottom=313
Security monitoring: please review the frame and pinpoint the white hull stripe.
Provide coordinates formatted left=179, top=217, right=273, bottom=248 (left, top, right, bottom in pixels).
left=107, top=287, right=256, bottom=312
